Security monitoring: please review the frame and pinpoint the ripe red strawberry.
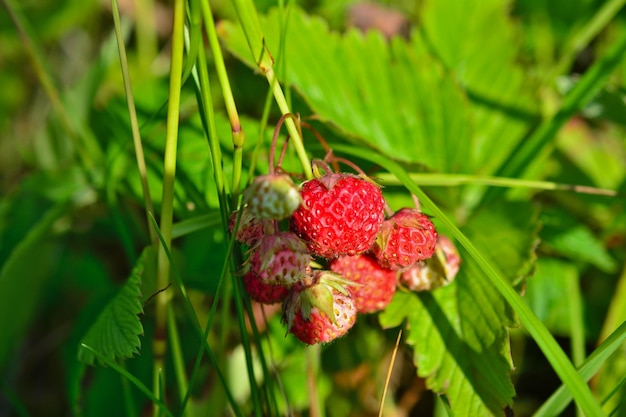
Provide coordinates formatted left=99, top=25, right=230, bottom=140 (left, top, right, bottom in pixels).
left=330, top=254, right=397, bottom=314
left=399, top=235, right=460, bottom=291
left=229, top=208, right=274, bottom=247
left=243, top=173, right=302, bottom=220
left=372, top=208, right=437, bottom=270
left=243, top=271, right=290, bottom=304
left=283, top=271, right=357, bottom=344
left=248, top=232, right=310, bottom=286
left=290, top=173, right=385, bottom=258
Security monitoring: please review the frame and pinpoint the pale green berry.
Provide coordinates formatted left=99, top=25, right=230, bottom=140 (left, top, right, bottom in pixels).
left=243, top=174, right=302, bottom=220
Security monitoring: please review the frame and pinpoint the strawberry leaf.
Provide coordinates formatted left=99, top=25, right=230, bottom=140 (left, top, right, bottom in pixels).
left=77, top=247, right=150, bottom=365
left=420, top=0, right=539, bottom=174
left=218, top=6, right=473, bottom=173
left=380, top=201, right=539, bottom=416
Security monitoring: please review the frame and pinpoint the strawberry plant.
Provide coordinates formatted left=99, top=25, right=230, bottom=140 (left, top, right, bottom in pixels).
left=1, top=0, right=626, bottom=416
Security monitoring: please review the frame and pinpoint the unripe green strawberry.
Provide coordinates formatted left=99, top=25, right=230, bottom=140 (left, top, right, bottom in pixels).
left=243, top=173, right=302, bottom=220
left=330, top=254, right=397, bottom=314
left=243, top=271, right=290, bottom=304
left=372, top=208, right=437, bottom=270
left=282, top=271, right=357, bottom=344
left=290, top=173, right=385, bottom=258
left=399, top=235, right=460, bottom=291
left=248, top=232, right=310, bottom=286
left=229, top=208, right=274, bottom=247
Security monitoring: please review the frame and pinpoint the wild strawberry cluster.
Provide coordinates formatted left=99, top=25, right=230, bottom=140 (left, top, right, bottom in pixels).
left=230, top=167, right=460, bottom=345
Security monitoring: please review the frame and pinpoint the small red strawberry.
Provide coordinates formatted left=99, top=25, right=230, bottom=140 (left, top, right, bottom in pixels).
left=282, top=271, right=357, bottom=344
left=243, top=173, right=302, bottom=220
left=248, top=232, right=311, bottom=287
left=229, top=208, right=274, bottom=247
left=399, top=235, right=460, bottom=291
left=290, top=173, right=385, bottom=258
left=372, top=208, right=437, bottom=270
left=243, top=271, right=290, bottom=304
left=330, top=254, right=397, bottom=314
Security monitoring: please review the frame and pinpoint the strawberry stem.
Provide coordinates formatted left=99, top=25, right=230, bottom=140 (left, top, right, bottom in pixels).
left=270, top=112, right=301, bottom=174
left=327, top=155, right=369, bottom=177
left=300, top=120, right=340, bottom=172
left=311, top=159, right=334, bottom=177
left=411, top=194, right=422, bottom=212
left=276, top=135, right=290, bottom=169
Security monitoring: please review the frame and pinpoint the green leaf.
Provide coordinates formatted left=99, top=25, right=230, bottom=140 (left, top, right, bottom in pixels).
left=540, top=207, right=617, bottom=273
left=0, top=201, right=67, bottom=369
left=524, top=258, right=577, bottom=335
left=380, top=201, right=539, bottom=416
left=77, top=247, right=151, bottom=365
left=219, top=6, right=473, bottom=172
left=420, top=0, right=539, bottom=175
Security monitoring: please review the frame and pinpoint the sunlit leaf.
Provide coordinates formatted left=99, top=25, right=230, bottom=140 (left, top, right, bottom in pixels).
left=420, top=0, right=539, bottom=174
left=380, top=201, right=539, bottom=415
left=77, top=247, right=151, bottom=365
left=219, top=6, right=473, bottom=173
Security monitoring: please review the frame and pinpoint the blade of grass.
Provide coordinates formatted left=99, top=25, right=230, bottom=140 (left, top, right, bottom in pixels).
left=190, top=14, right=266, bottom=415
left=552, top=0, right=626, bottom=78
left=190, top=23, right=230, bottom=222
left=79, top=344, right=175, bottom=417
left=111, top=0, right=157, bottom=245
left=306, top=344, right=323, bottom=417
left=120, top=369, right=138, bottom=417
left=177, top=218, right=241, bottom=416
left=534, top=321, right=626, bottom=417
left=568, top=272, right=586, bottom=369
left=230, top=0, right=312, bottom=179
left=4, top=0, right=103, bottom=170
left=376, top=173, right=618, bottom=196
left=333, top=144, right=606, bottom=417
left=200, top=0, right=246, bottom=198
left=149, top=214, right=244, bottom=417
left=378, top=329, right=403, bottom=417
left=134, top=0, right=158, bottom=72
left=153, top=0, right=186, bottom=413
left=167, top=307, right=194, bottom=417
left=485, top=28, right=626, bottom=203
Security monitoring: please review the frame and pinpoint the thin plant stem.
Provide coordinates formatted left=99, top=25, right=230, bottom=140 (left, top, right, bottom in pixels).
left=375, top=172, right=618, bottom=196
left=231, top=0, right=312, bottom=179
left=260, top=305, right=294, bottom=417
left=551, top=0, right=626, bottom=78
left=167, top=307, right=194, bottom=417
left=153, top=0, right=186, bottom=413
left=149, top=214, right=244, bottom=417
left=111, top=0, right=157, bottom=245
left=80, top=344, right=175, bottom=417
left=120, top=369, right=138, bottom=417
left=379, top=329, right=402, bottom=417
left=568, top=273, right=586, bottom=368
left=306, top=344, right=323, bottom=417
left=134, top=0, right=158, bottom=73
left=192, top=25, right=230, bottom=225
left=200, top=0, right=246, bottom=197
left=248, top=82, right=278, bottom=183
left=567, top=272, right=586, bottom=417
